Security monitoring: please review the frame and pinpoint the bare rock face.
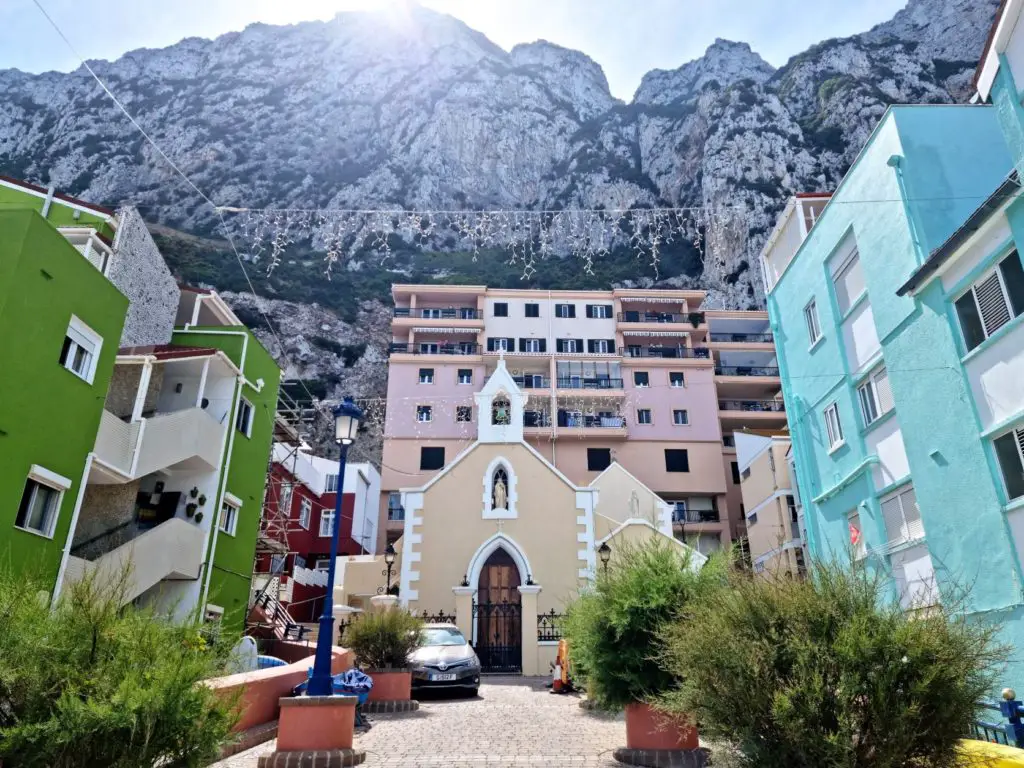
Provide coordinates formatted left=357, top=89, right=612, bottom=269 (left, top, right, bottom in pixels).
left=0, top=0, right=1000, bottom=440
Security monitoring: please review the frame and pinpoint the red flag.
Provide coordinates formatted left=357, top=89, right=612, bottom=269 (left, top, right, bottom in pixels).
left=849, top=523, right=861, bottom=546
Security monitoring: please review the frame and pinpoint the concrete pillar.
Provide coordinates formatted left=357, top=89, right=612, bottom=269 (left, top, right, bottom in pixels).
left=518, top=585, right=541, bottom=676
left=452, top=586, right=475, bottom=640
left=369, top=594, right=398, bottom=613
left=130, top=360, right=153, bottom=422
left=195, top=357, right=210, bottom=408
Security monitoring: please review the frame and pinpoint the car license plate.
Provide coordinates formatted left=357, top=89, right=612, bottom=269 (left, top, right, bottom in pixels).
left=430, top=672, right=457, bottom=681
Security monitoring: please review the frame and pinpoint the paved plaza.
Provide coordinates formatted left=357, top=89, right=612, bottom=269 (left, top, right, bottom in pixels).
left=214, top=677, right=625, bottom=767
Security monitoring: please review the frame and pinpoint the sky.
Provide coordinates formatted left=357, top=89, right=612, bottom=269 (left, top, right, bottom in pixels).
left=1, top=0, right=910, bottom=100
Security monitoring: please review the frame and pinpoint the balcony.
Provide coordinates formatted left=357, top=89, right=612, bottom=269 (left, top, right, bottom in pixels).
left=619, top=311, right=702, bottom=324
left=672, top=508, right=721, bottom=524
left=620, top=345, right=711, bottom=360
left=513, top=375, right=551, bottom=389
left=718, top=400, right=786, bottom=413
left=394, top=307, right=482, bottom=320
left=715, top=365, right=780, bottom=377
left=709, top=332, right=774, bottom=344
left=388, top=342, right=481, bottom=356
left=556, top=377, right=624, bottom=390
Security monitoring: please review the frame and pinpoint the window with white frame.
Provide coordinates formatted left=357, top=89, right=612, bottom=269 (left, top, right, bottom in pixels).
left=857, top=366, right=893, bottom=427
left=418, top=368, right=434, bottom=384
left=637, top=408, right=652, bottom=425
left=59, top=316, right=102, bottom=384
left=298, top=498, right=312, bottom=529
left=235, top=398, right=254, bottom=437
left=555, top=303, right=575, bottom=318
left=219, top=500, right=239, bottom=536
left=832, top=248, right=865, bottom=315
left=522, top=338, right=542, bottom=353
left=848, top=509, right=866, bottom=559
left=421, top=308, right=441, bottom=319
left=669, top=371, right=685, bottom=387
left=592, top=339, right=611, bottom=354
left=320, top=510, right=335, bottom=537
left=673, top=409, right=689, bottom=425
left=325, top=474, right=338, bottom=493
left=315, top=558, right=331, bottom=570
left=458, top=368, right=473, bottom=385
left=416, top=405, right=432, bottom=422
left=15, top=476, right=63, bottom=537
left=804, top=300, right=821, bottom=345
left=419, top=342, right=439, bottom=354
left=954, top=251, right=1024, bottom=352
left=633, top=371, right=650, bottom=387
left=279, top=482, right=293, bottom=512
left=880, top=484, right=923, bottom=546
left=994, top=427, right=1024, bottom=501
left=823, top=403, right=844, bottom=450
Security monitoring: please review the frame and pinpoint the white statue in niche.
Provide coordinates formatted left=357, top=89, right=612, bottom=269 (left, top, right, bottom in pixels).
left=492, top=468, right=509, bottom=510
left=629, top=490, right=640, bottom=519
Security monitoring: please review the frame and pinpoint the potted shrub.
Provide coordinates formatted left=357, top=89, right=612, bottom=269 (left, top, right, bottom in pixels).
left=344, top=608, right=423, bottom=702
left=657, top=563, right=1005, bottom=768
left=687, top=311, right=705, bottom=328
left=564, top=539, right=723, bottom=758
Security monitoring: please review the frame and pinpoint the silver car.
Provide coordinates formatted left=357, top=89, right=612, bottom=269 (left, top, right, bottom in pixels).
left=409, top=623, right=481, bottom=695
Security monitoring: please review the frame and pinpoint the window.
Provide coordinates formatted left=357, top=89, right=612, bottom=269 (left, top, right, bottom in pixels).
left=556, top=338, right=582, bottom=354
left=325, top=474, right=338, bottom=493
left=270, top=554, right=286, bottom=573
left=420, top=447, right=445, bottom=470
left=804, top=300, right=821, bottom=345
left=418, top=368, right=434, bottom=384
left=669, top=371, right=685, bottom=388
left=319, top=510, right=334, bottom=538
left=298, top=498, right=312, bottom=529
left=587, top=448, right=611, bottom=471
left=419, top=342, right=439, bottom=354
left=59, top=316, right=102, bottom=384
left=416, top=405, right=432, bottom=422
left=857, top=366, right=893, bottom=427
left=722, top=434, right=735, bottom=448
left=487, top=337, right=514, bottom=352
left=315, top=558, right=331, bottom=571
left=520, top=338, right=544, bottom=353
left=954, top=251, right=1024, bottom=352
left=388, top=491, right=405, bottom=521
left=587, top=339, right=613, bottom=354
left=626, top=344, right=642, bottom=358
left=555, top=303, right=576, bottom=318
left=633, top=371, right=650, bottom=387
left=279, top=482, right=293, bottom=513
left=525, top=303, right=540, bottom=318
left=456, top=406, right=473, bottom=422
left=665, top=449, right=690, bottom=472
left=994, top=427, right=1024, bottom=501
left=586, top=304, right=612, bottom=319
left=881, top=485, right=923, bottom=546
left=493, top=302, right=508, bottom=317
left=235, top=398, right=254, bottom=437
left=15, top=477, right=61, bottom=537
left=832, top=249, right=865, bottom=315
left=823, top=403, right=844, bottom=450
left=673, top=409, right=689, bottom=425
left=219, top=500, right=239, bottom=536
left=458, top=368, right=473, bottom=384
left=848, top=509, right=866, bottom=559
left=731, top=462, right=741, bottom=485
left=637, top=408, right=652, bottom=425
left=421, top=308, right=441, bottom=319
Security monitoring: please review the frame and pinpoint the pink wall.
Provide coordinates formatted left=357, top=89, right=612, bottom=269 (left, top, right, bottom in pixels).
left=385, top=362, right=485, bottom=439
left=623, top=365, right=721, bottom=440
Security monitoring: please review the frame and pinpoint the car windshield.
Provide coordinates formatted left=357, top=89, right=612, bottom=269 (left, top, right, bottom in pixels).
left=421, top=627, right=466, bottom=646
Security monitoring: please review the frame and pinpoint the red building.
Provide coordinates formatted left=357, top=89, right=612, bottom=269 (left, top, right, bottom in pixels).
left=255, top=444, right=380, bottom=623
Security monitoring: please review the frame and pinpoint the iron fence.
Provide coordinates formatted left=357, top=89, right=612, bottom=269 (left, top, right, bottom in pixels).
left=715, top=365, right=780, bottom=377
left=969, top=693, right=1024, bottom=747
left=537, top=609, right=566, bottom=642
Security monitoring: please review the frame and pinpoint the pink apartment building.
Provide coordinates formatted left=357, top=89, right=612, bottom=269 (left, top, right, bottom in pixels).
left=379, top=285, right=785, bottom=555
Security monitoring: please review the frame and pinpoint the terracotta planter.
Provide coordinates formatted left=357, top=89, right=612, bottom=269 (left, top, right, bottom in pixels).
left=367, top=669, right=412, bottom=701
left=624, top=701, right=698, bottom=751
left=277, top=695, right=356, bottom=751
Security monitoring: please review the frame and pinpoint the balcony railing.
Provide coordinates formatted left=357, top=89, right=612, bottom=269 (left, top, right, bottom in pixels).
left=718, top=400, right=786, bottom=413
left=388, top=343, right=480, bottom=355
left=708, top=332, right=774, bottom=343
left=387, top=506, right=405, bottom=522
left=715, top=365, right=780, bottom=377
left=556, top=377, right=624, bottom=390
left=393, top=307, right=482, bottom=320
left=620, top=346, right=711, bottom=359
left=618, top=312, right=693, bottom=324
left=513, top=376, right=551, bottom=389
left=672, top=508, right=721, bottom=524
left=523, top=411, right=554, bottom=428
left=557, top=412, right=625, bottom=428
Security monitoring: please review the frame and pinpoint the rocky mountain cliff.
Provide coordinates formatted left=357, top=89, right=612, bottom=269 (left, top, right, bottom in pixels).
left=0, top=0, right=1000, bottom=433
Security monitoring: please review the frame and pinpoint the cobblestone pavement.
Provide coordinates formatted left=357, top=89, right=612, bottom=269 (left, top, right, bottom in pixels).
left=214, top=677, right=625, bottom=767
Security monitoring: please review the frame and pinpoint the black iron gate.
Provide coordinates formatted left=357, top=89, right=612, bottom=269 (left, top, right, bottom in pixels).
left=472, top=601, right=522, bottom=674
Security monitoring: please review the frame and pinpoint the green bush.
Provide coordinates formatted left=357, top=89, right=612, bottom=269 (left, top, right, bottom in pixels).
left=657, top=563, right=1005, bottom=768
left=0, top=569, right=239, bottom=768
left=343, top=609, right=423, bottom=670
left=563, top=539, right=725, bottom=711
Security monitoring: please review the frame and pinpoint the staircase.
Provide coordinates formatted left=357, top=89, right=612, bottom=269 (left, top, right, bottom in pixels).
left=94, top=407, right=226, bottom=480
left=250, top=588, right=311, bottom=641
left=63, top=517, right=205, bottom=606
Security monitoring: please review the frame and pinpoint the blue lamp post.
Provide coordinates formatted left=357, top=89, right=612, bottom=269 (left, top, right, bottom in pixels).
left=307, top=396, right=363, bottom=697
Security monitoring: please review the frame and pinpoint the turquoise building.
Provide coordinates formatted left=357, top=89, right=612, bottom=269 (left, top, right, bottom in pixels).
left=761, top=103, right=1024, bottom=686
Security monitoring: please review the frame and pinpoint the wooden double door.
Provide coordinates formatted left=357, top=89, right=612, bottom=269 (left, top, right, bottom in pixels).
left=474, top=549, right=522, bottom=674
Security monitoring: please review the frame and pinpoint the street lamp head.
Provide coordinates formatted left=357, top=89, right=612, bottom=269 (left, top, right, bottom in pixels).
left=598, top=541, right=612, bottom=566
left=384, top=542, right=397, bottom=566
left=333, top=397, right=363, bottom=445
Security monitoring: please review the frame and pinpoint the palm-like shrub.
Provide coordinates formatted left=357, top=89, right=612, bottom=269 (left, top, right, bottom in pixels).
left=657, top=563, right=1005, bottom=768
left=0, top=569, right=238, bottom=768
left=563, top=539, right=724, bottom=711
left=343, top=609, right=423, bottom=670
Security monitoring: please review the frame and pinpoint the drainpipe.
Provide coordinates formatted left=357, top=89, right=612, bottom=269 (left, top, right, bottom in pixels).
left=887, top=155, right=927, bottom=265
left=51, top=453, right=96, bottom=605
left=41, top=185, right=56, bottom=219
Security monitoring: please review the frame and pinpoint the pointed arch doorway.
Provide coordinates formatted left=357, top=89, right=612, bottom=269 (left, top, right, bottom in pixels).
left=473, top=548, right=522, bottom=674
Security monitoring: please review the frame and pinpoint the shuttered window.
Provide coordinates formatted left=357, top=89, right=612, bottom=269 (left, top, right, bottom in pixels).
left=857, top=366, right=893, bottom=426
left=955, top=251, right=1024, bottom=352
left=832, top=249, right=865, bottom=316
left=994, top=428, right=1024, bottom=501
left=880, top=485, right=923, bottom=546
